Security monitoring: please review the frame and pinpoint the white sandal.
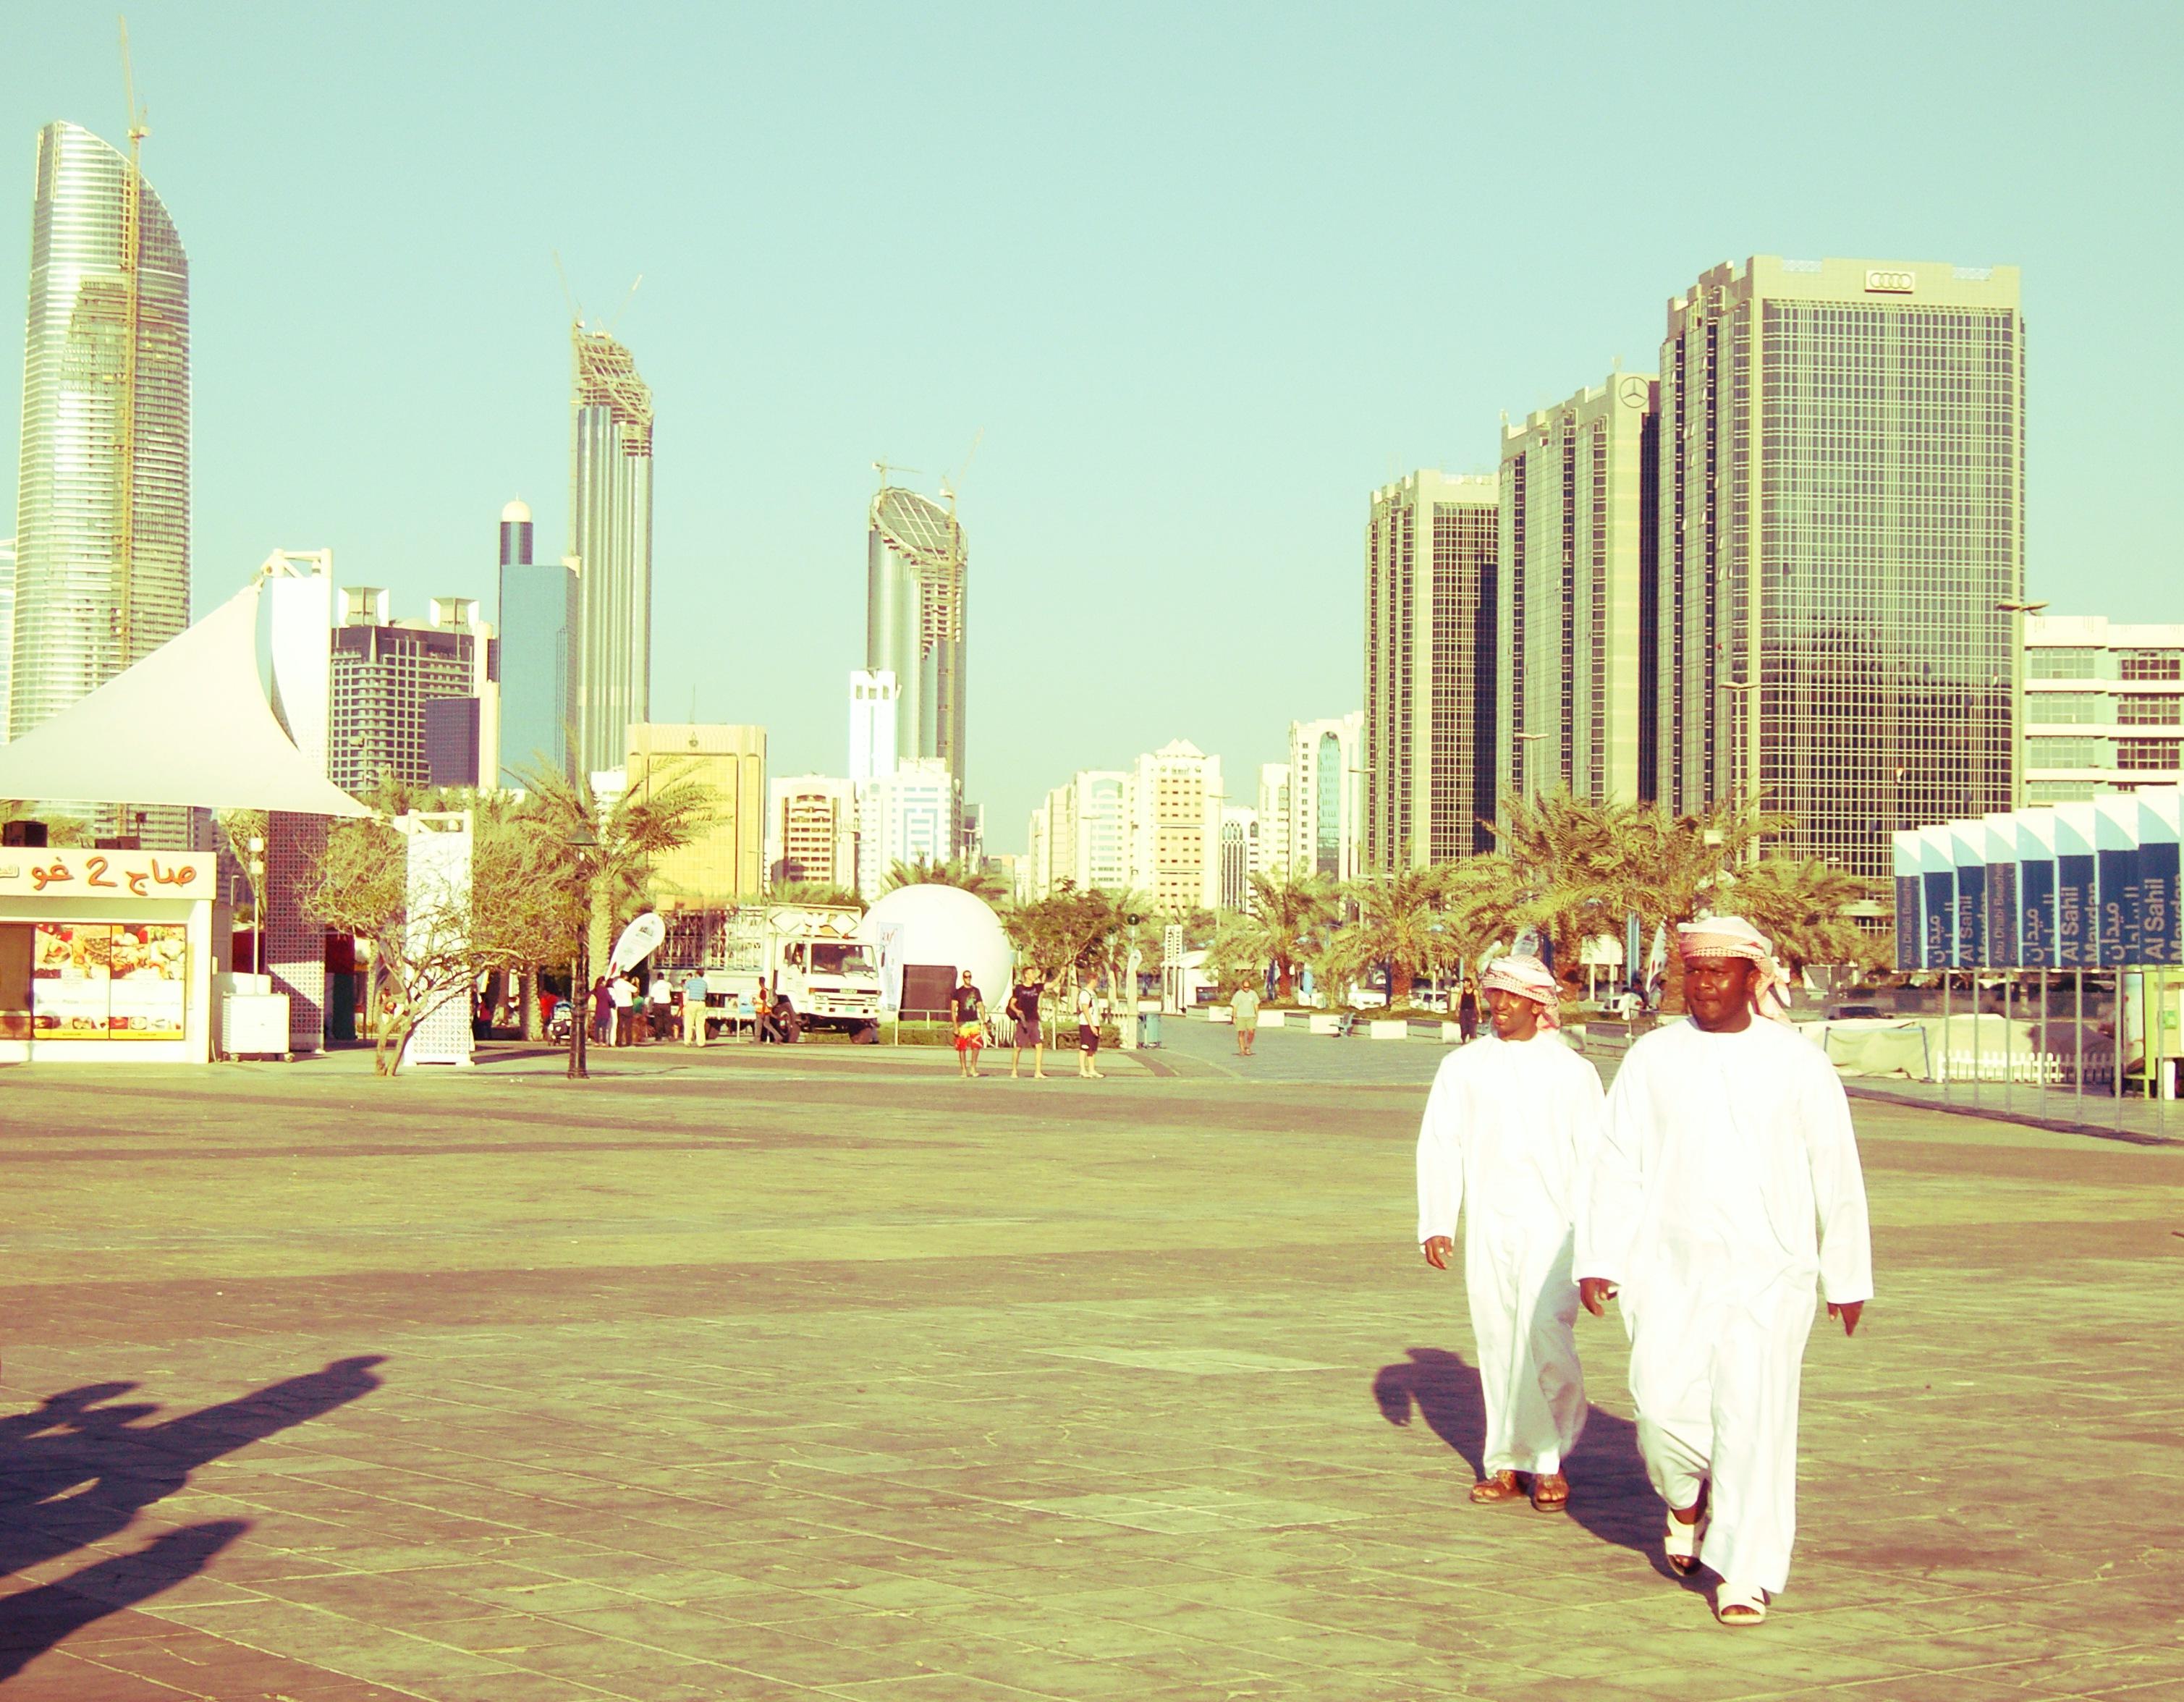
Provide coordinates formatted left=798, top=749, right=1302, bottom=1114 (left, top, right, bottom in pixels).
left=1664, top=1511, right=1707, bottom=1575
left=1716, top=1583, right=1767, bottom=1625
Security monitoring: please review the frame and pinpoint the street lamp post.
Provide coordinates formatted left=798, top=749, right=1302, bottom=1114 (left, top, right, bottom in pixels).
left=567, top=826, right=598, bottom=1080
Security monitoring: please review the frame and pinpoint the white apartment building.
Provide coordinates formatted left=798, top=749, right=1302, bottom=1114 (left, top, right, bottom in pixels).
left=1219, top=806, right=1258, bottom=911
left=855, top=756, right=959, bottom=900
left=1255, top=761, right=1290, bottom=880
left=848, top=669, right=900, bottom=786
left=1286, top=713, right=1365, bottom=883
left=1128, top=740, right=1223, bottom=912
left=767, top=774, right=858, bottom=889
left=2024, top=616, right=2184, bottom=803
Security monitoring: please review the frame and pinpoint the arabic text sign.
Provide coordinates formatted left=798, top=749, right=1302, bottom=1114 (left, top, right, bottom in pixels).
left=0, top=850, right=216, bottom=901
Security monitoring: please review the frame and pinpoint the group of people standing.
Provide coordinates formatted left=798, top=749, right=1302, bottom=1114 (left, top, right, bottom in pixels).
left=1413, top=917, right=1871, bottom=1627
left=948, top=970, right=1111, bottom=1081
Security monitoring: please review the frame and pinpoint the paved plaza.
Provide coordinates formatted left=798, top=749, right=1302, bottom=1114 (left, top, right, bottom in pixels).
left=0, top=1023, right=2179, bottom=1701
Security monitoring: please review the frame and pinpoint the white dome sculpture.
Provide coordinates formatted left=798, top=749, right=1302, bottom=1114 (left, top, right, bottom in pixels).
left=858, top=884, right=1013, bottom=1019
left=501, top=498, right=533, bottom=524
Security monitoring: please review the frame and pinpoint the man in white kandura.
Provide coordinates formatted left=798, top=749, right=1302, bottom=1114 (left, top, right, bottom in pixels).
left=1415, top=954, right=1604, bottom=1513
left=1575, top=917, right=1872, bottom=1627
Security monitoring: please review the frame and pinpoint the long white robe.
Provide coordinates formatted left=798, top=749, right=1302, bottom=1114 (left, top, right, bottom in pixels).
left=1577, top=1017, right=1874, bottom=1595
left=1415, top=1032, right=1605, bottom=1476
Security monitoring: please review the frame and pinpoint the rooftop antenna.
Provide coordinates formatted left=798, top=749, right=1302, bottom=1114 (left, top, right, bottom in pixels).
left=605, top=274, right=643, bottom=335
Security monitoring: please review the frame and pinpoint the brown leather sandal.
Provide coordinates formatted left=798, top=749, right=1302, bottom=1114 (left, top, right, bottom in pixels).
left=1468, top=1470, right=1525, bottom=1504
left=1530, top=1471, right=1570, bottom=1512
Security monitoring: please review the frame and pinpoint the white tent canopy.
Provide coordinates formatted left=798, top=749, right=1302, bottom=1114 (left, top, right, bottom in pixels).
left=0, top=583, right=371, bottom=818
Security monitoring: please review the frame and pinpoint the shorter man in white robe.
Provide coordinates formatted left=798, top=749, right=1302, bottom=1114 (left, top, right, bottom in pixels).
left=1576, top=917, right=1873, bottom=1626
left=1415, top=954, right=1604, bottom=1512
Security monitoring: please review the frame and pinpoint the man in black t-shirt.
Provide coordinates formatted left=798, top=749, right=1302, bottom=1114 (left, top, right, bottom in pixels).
left=950, top=970, right=986, bottom=1078
left=1007, top=973, right=1047, bottom=1079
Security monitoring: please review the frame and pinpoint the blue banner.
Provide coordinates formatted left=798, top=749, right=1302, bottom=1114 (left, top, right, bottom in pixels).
left=2016, top=810, right=2058, bottom=971
left=1950, top=824, right=1988, bottom=965
left=1918, top=826, right=1957, bottom=969
left=2095, top=796, right=2144, bottom=969
left=2137, top=796, right=2180, bottom=968
left=2054, top=804, right=2098, bottom=969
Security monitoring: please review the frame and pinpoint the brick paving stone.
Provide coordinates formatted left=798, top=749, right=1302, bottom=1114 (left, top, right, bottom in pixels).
left=0, top=1044, right=2178, bottom=1698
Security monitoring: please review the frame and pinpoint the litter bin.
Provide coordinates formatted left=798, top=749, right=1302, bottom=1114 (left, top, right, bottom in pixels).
left=1138, top=1009, right=1163, bottom=1048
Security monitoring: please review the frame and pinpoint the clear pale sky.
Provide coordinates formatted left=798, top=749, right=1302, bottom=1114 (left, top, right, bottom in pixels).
left=5, top=2, right=2178, bottom=847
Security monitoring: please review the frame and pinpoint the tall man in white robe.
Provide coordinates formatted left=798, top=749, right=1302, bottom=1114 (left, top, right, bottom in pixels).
left=1416, top=954, right=1605, bottom=1512
left=1576, top=918, right=1872, bottom=1625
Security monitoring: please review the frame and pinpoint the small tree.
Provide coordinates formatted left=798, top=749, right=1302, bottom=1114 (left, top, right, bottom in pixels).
left=304, top=806, right=560, bottom=1075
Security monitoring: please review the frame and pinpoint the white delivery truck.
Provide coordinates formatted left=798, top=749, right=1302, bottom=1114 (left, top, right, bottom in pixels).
left=706, top=904, right=881, bottom=1037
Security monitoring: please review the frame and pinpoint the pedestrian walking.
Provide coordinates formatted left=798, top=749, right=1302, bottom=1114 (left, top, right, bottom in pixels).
left=951, top=970, right=986, bottom=1079
left=1457, top=980, right=1481, bottom=1043
left=680, top=968, right=710, bottom=1046
left=588, top=976, right=612, bottom=1046
left=1229, top=983, right=1261, bottom=1056
left=647, top=970, right=674, bottom=1041
left=1576, top=916, right=1872, bottom=1626
left=609, top=973, right=636, bottom=1046
left=1007, top=969, right=1048, bottom=1078
left=1415, top=954, right=1602, bottom=1513
left=1075, top=984, right=1105, bottom=1079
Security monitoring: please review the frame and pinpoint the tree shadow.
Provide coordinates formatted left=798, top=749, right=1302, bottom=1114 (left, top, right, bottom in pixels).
left=0, top=1356, right=386, bottom=1680
left=1372, top=1346, right=1698, bottom=1583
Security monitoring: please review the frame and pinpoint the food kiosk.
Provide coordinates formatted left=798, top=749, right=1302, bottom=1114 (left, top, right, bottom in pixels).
left=0, top=847, right=226, bottom=1063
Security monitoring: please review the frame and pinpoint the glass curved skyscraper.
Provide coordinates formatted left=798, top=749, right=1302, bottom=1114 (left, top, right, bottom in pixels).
left=865, top=486, right=967, bottom=795
left=570, top=324, right=653, bottom=774
left=10, top=122, right=190, bottom=785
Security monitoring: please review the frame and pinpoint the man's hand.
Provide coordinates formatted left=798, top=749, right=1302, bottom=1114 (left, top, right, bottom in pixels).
left=1827, top=1300, right=1864, bottom=1337
left=1421, top=1236, right=1454, bottom=1270
left=1578, top=1276, right=1617, bottom=1318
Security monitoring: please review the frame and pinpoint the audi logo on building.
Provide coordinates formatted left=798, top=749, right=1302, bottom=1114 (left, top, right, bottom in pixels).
left=1864, top=268, right=1917, bottom=295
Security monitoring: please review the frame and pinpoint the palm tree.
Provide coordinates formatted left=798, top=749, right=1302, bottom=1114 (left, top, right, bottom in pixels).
left=880, top=856, right=1010, bottom=902
left=1237, top=871, right=1337, bottom=1001
left=767, top=880, right=865, bottom=913
left=1324, top=864, right=1457, bottom=1007
left=1713, top=855, right=1882, bottom=975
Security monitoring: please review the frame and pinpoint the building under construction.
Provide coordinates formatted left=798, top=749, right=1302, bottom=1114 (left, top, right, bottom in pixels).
left=570, top=324, right=654, bottom=775
left=865, top=485, right=968, bottom=823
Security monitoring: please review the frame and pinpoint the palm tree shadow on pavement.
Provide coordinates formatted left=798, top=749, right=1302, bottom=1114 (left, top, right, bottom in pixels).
left=1372, top=1347, right=1697, bottom=1582
left=0, top=1355, right=386, bottom=1680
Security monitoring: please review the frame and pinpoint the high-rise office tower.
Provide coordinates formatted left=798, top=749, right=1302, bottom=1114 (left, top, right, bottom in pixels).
left=570, top=325, right=653, bottom=775
left=855, top=757, right=960, bottom=900
left=1363, top=472, right=1499, bottom=868
left=496, top=499, right=580, bottom=787
left=328, top=588, right=499, bottom=797
left=1254, top=761, right=1291, bottom=880
left=867, top=485, right=967, bottom=825
left=1656, top=258, right=2023, bottom=880
left=1287, top=713, right=1366, bottom=881
left=1218, top=806, right=1258, bottom=911
left=0, top=539, right=14, bottom=745
left=1499, top=373, right=1659, bottom=805
left=12, top=122, right=190, bottom=839
left=1028, top=769, right=1130, bottom=897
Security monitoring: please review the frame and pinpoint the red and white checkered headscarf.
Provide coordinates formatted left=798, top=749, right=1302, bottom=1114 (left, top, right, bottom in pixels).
left=1677, top=917, right=1795, bottom=1025
left=1481, top=954, right=1560, bottom=1030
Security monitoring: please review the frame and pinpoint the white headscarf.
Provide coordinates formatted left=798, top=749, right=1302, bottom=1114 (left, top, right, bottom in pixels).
left=1481, top=954, right=1561, bottom=1030
left=1677, top=916, right=1795, bottom=1025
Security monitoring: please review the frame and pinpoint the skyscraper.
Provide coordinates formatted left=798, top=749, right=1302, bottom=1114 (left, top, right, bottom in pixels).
left=1127, top=740, right=1222, bottom=911
left=570, top=325, right=653, bottom=775
left=327, top=589, right=498, bottom=797
left=11, top=122, right=189, bottom=838
left=1363, top=472, right=1499, bottom=868
left=1656, top=257, right=2024, bottom=880
left=768, top=774, right=858, bottom=889
left=0, top=539, right=14, bottom=745
left=496, top=498, right=580, bottom=787
left=867, top=485, right=967, bottom=824
left=1499, top=373, right=1659, bottom=805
